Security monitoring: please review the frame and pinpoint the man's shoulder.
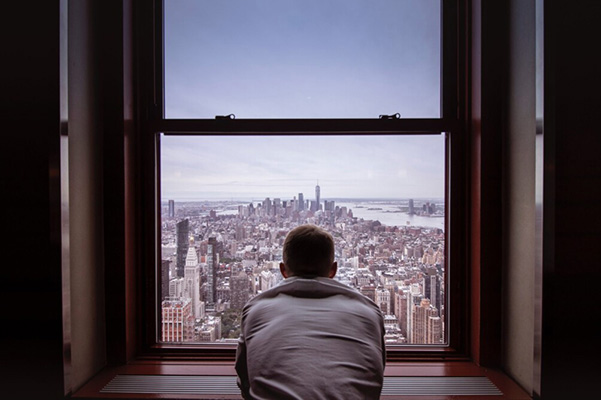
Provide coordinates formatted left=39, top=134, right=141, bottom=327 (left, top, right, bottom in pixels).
left=244, top=277, right=381, bottom=312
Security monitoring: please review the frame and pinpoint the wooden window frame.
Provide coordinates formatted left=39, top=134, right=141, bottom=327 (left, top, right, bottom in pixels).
left=107, top=0, right=489, bottom=365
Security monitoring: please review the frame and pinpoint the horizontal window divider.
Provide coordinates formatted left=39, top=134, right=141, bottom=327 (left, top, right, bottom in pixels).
left=146, top=118, right=458, bottom=135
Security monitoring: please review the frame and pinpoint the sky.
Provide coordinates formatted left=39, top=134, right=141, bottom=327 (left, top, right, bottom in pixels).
left=161, top=0, right=443, bottom=201
left=164, top=0, right=441, bottom=118
left=161, top=134, right=445, bottom=201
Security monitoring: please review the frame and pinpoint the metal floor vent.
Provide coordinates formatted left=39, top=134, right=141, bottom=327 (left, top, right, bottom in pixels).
left=382, top=376, right=502, bottom=396
left=101, top=375, right=502, bottom=396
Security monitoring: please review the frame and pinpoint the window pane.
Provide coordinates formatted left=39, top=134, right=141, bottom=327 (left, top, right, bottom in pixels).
left=159, top=134, right=447, bottom=346
left=164, top=0, right=441, bottom=118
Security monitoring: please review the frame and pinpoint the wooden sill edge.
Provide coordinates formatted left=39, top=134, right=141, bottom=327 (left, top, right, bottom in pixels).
left=72, top=361, right=531, bottom=399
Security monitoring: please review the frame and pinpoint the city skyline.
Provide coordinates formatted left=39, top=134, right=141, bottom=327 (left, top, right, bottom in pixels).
left=161, top=134, right=446, bottom=201
left=160, top=189, right=446, bottom=345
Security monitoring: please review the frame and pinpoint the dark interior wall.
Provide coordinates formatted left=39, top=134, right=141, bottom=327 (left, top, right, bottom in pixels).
left=68, top=0, right=107, bottom=390
left=470, top=0, right=506, bottom=368
left=2, top=1, right=65, bottom=399
left=503, top=0, right=536, bottom=393
left=539, top=1, right=601, bottom=398
left=471, top=1, right=601, bottom=397
left=3, top=0, right=114, bottom=397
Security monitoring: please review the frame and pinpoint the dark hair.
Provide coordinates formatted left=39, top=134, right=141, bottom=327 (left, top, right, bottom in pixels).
left=282, top=224, right=335, bottom=277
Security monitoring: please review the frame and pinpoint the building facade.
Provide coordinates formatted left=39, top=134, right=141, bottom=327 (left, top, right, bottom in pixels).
left=161, top=298, right=194, bottom=342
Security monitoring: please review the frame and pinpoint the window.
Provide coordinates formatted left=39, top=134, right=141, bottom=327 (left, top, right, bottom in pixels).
left=140, top=0, right=466, bottom=360
left=164, top=0, right=441, bottom=119
left=160, top=133, right=446, bottom=346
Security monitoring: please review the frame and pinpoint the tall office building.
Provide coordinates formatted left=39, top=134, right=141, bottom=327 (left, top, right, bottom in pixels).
left=169, top=277, right=184, bottom=298
left=395, top=291, right=408, bottom=336
left=427, top=315, right=443, bottom=344
left=423, top=267, right=441, bottom=313
left=184, top=244, right=202, bottom=319
left=324, top=200, right=335, bottom=212
left=411, top=299, right=442, bottom=344
left=315, top=182, right=320, bottom=210
left=298, top=193, right=304, bottom=211
left=168, top=199, right=175, bottom=217
left=230, top=271, right=250, bottom=309
left=263, top=197, right=271, bottom=216
left=408, top=199, right=415, bottom=215
left=206, top=237, right=218, bottom=305
left=161, top=259, right=170, bottom=301
left=406, top=283, right=422, bottom=343
left=161, top=298, right=194, bottom=342
left=386, top=284, right=396, bottom=316
left=175, top=219, right=189, bottom=278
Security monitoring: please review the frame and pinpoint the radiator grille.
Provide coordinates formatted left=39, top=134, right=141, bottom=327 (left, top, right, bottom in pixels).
left=101, top=374, right=502, bottom=396
left=382, top=376, right=502, bottom=396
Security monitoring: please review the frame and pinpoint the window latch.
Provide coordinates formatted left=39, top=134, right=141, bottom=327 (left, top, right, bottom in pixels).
left=379, top=113, right=401, bottom=119
left=215, top=114, right=236, bottom=120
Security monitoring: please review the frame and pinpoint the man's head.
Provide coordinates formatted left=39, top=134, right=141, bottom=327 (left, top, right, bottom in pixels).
left=280, top=224, right=337, bottom=278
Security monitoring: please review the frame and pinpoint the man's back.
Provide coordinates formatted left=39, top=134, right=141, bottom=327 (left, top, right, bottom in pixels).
left=235, top=277, right=385, bottom=400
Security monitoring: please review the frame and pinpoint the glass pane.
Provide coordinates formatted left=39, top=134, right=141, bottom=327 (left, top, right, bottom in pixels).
left=164, top=0, right=441, bottom=118
left=159, top=134, right=447, bottom=346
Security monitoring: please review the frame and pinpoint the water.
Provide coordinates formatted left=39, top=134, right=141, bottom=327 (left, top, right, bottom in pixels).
left=214, top=200, right=445, bottom=230
left=337, top=201, right=444, bottom=230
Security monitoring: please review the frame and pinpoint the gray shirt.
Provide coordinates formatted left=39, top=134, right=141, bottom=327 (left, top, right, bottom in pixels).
left=235, top=276, right=386, bottom=400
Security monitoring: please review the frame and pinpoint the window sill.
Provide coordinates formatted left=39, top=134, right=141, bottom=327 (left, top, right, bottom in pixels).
left=72, top=361, right=531, bottom=399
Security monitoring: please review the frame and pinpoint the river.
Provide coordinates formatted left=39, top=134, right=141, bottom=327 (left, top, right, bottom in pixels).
left=336, top=201, right=444, bottom=230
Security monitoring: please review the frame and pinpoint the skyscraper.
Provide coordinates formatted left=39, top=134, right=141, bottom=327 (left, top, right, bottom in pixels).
left=176, top=219, right=189, bottom=278
left=406, top=283, right=422, bottom=343
left=427, top=315, right=443, bottom=344
left=184, top=243, right=202, bottom=319
left=411, top=299, right=442, bottom=344
left=169, top=277, right=184, bottom=298
left=315, top=182, right=320, bottom=210
left=230, top=271, right=250, bottom=309
left=298, top=193, right=304, bottom=211
left=207, top=236, right=218, bottom=305
left=423, top=267, right=441, bottom=312
left=168, top=199, right=175, bottom=217
left=395, top=291, right=408, bottom=336
left=161, top=259, right=170, bottom=301
left=263, top=197, right=272, bottom=216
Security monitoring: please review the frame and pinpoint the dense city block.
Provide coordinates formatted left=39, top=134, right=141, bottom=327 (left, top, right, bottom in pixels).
left=161, top=190, right=445, bottom=346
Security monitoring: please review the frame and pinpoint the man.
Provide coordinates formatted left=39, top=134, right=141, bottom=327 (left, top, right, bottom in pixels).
left=235, top=224, right=386, bottom=399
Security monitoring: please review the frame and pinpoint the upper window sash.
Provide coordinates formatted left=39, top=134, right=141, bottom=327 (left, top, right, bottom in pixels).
left=148, top=0, right=460, bottom=122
